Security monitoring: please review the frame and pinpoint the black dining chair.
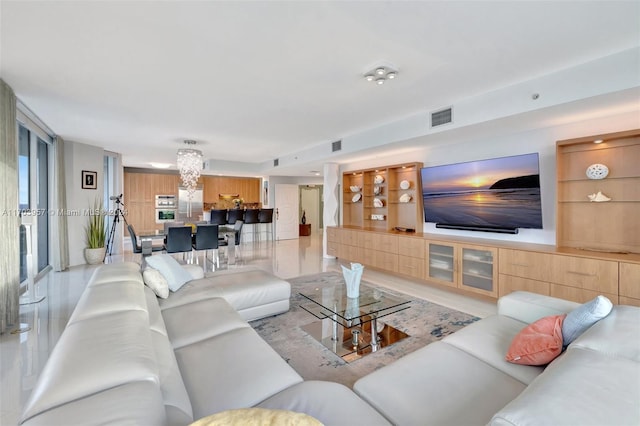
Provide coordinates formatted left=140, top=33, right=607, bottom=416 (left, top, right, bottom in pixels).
left=258, top=208, right=274, bottom=241
left=219, top=220, right=243, bottom=245
left=128, top=225, right=163, bottom=255
left=163, top=221, right=185, bottom=235
left=164, top=226, right=194, bottom=262
left=193, top=224, right=219, bottom=271
left=209, top=209, right=228, bottom=226
left=163, top=221, right=185, bottom=244
left=243, top=209, right=260, bottom=242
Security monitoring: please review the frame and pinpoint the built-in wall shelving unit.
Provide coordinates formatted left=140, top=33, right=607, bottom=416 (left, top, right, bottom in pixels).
left=342, top=162, right=423, bottom=232
left=331, top=130, right=640, bottom=305
left=556, top=129, right=640, bottom=254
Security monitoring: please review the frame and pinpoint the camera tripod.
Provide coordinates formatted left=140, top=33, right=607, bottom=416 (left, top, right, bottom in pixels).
left=105, top=195, right=128, bottom=259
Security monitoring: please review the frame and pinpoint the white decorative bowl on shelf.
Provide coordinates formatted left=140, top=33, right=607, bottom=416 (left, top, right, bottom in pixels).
left=352, top=193, right=362, bottom=203
left=374, top=175, right=385, bottom=184
left=400, top=180, right=410, bottom=190
left=349, top=185, right=361, bottom=192
left=399, top=193, right=412, bottom=203
left=373, top=186, right=382, bottom=195
left=585, top=163, right=609, bottom=180
left=373, top=198, right=384, bottom=208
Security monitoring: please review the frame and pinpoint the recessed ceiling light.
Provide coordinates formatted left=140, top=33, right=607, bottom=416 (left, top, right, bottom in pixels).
left=594, top=139, right=604, bottom=144
left=150, top=162, right=172, bottom=169
left=363, top=64, right=398, bottom=85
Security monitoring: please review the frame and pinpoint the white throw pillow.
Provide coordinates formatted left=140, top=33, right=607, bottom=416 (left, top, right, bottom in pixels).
left=142, top=267, right=169, bottom=299
left=182, top=264, right=204, bottom=280
left=145, top=254, right=193, bottom=292
left=562, top=295, right=613, bottom=346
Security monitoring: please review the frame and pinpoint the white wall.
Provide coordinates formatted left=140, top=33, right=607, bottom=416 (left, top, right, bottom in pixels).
left=340, top=110, right=640, bottom=245
left=64, top=141, right=105, bottom=266
left=267, top=175, right=323, bottom=208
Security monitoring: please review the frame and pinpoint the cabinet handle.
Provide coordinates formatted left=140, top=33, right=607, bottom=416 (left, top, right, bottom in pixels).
left=510, top=263, right=530, bottom=267
left=567, top=270, right=596, bottom=277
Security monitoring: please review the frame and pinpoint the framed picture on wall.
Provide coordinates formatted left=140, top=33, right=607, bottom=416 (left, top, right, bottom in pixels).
left=263, top=180, right=269, bottom=206
left=82, top=170, right=97, bottom=189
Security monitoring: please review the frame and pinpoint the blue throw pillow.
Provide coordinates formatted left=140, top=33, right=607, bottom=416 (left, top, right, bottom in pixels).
left=145, top=254, right=193, bottom=292
left=562, top=295, right=613, bottom=346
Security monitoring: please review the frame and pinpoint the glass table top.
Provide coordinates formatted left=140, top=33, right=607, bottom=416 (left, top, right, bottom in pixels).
left=299, top=283, right=411, bottom=324
left=299, top=283, right=411, bottom=362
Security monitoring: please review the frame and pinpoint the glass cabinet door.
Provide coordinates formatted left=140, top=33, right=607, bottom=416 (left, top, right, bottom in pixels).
left=427, top=243, right=456, bottom=286
left=460, top=246, right=497, bottom=296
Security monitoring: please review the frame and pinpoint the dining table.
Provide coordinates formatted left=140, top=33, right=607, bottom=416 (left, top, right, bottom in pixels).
left=138, top=227, right=237, bottom=265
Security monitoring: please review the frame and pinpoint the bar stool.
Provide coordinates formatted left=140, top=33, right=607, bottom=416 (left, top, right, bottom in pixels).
left=227, top=209, right=245, bottom=226
left=243, top=209, right=260, bottom=242
left=209, top=209, right=228, bottom=226
left=258, top=208, right=274, bottom=241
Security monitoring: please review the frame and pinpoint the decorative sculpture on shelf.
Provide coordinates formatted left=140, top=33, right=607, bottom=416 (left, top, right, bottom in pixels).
left=587, top=191, right=611, bottom=202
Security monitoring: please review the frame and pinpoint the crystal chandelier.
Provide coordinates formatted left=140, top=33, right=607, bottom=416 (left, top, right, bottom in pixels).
left=177, top=140, right=202, bottom=197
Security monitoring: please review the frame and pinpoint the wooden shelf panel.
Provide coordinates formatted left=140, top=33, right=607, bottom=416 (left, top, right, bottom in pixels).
left=558, top=177, right=639, bottom=202
left=557, top=141, right=640, bottom=181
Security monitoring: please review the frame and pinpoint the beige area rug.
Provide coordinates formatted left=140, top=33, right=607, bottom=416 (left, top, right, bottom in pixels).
left=250, top=272, right=479, bottom=388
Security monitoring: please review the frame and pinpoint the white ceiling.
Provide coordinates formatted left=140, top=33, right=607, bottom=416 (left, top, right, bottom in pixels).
left=1, top=1, right=639, bottom=176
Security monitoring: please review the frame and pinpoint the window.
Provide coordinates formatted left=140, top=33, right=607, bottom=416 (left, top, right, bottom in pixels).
left=37, top=139, right=49, bottom=271
left=18, top=126, right=30, bottom=282
left=17, top=120, right=52, bottom=283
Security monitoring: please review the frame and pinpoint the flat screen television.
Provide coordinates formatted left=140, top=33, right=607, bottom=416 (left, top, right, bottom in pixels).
left=421, top=153, right=543, bottom=234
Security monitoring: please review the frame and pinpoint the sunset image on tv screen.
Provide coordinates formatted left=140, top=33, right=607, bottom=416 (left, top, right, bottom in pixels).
left=421, top=153, right=543, bottom=230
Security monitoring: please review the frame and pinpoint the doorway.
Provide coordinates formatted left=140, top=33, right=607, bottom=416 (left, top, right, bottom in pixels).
left=299, top=185, right=323, bottom=235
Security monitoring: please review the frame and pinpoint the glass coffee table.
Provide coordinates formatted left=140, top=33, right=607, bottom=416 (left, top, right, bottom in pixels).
left=300, top=284, right=410, bottom=362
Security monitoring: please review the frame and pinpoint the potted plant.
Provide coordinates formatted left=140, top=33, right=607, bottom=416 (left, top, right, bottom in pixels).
left=84, top=198, right=107, bottom=264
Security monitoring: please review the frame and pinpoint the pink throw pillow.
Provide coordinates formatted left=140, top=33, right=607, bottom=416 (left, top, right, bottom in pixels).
left=505, top=314, right=566, bottom=366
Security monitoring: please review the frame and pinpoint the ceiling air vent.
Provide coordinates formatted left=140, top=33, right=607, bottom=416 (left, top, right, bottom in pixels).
left=273, top=158, right=279, bottom=167
left=431, top=107, right=453, bottom=128
left=332, top=140, right=342, bottom=152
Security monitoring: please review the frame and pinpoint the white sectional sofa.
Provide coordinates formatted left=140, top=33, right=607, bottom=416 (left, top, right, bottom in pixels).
left=20, top=262, right=390, bottom=425
left=21, top=262, right=640, bottom=425
left=354, top=291, right=640, bottom=426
